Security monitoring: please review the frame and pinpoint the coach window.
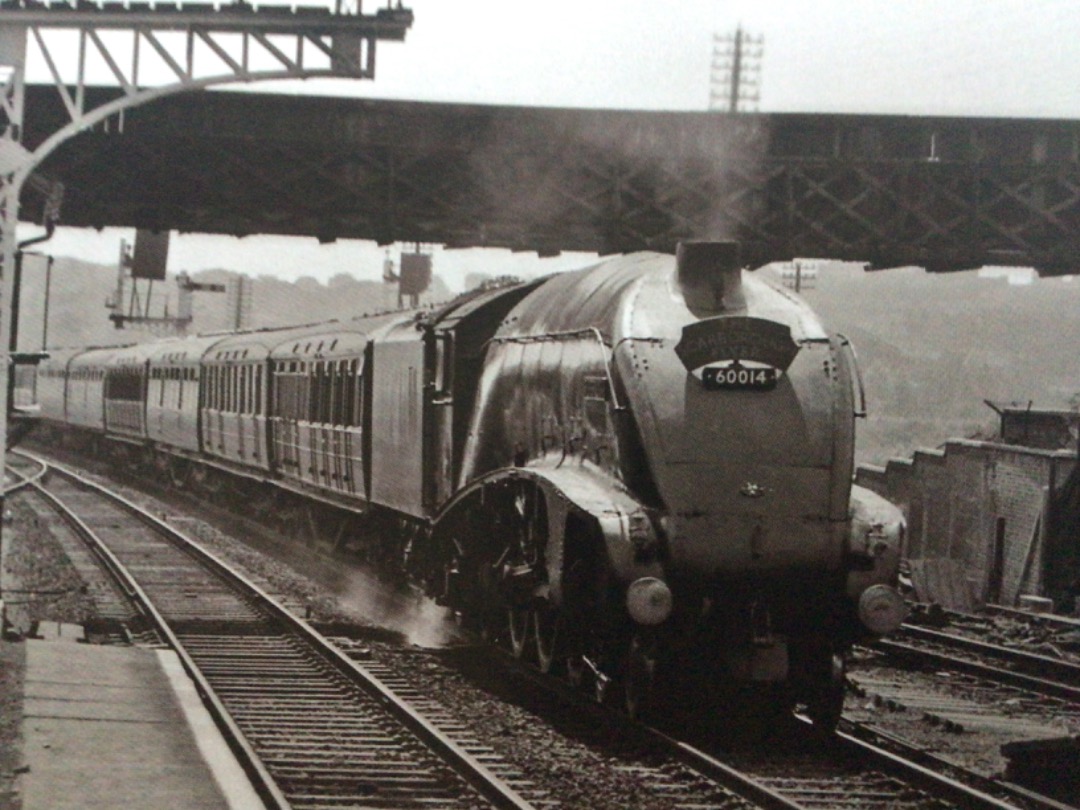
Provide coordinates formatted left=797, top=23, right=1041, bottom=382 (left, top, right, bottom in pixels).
left=319, top=361, right=328, bottom=423
left=327, top=362, right=338, bottom=425
left=335, top=360, right=346, bottom=426
left=321, top=361, right=331, bottom=424
left=240, top=365, right=248, bottom=415
left=282, top=362, right=294, bottom=418
left=282, top=363, right=291, bottom=418
left=303, top=362, right=312, bottom=420
left=290, top=363, right=300, bottom=420
left=351, top=360, right=364, bottom=428
left=327, top=363, right=336, bottom=424
left=315, top=362, right=325, bottom=423
left=294, top=363, right=304, bottom=419
left=286, top=362, right=298, bottom=419
left=320, top=361, right=330, bottom=424
left=293, top=365, right=302, bottom=421
left=290, top=363, right=299, bottom=419
left=286, top=363, right=297, bottom=418
left=254, top=365, right=263, bottom=415
left=309, top=362, right=320, bottom=423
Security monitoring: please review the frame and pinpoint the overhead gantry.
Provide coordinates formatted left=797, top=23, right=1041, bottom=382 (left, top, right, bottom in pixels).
left=0, top=0, right=413, bottom=454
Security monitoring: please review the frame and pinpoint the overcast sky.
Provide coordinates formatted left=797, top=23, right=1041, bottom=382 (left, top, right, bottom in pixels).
left=337, top=0, right=1080, bottom=117
left=30, top=0, right=1080, bottom=288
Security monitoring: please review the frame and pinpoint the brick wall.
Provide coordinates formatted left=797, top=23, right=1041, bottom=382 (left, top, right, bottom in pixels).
left=856, top=440, right=1076, bottom=610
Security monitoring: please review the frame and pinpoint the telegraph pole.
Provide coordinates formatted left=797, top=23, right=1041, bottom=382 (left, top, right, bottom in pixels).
left=710, top=26, right=764, bottom=112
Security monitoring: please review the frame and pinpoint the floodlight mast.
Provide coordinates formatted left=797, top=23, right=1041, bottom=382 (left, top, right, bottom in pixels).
left=0, top=0, right=413, bottom=634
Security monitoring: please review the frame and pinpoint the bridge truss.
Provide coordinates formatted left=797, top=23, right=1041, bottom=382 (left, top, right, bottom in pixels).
left=18, top=94, right=1080, bottom=276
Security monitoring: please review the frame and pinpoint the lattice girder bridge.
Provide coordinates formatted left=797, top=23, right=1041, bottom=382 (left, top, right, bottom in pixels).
left=20, top=94, right=1080, bottom=275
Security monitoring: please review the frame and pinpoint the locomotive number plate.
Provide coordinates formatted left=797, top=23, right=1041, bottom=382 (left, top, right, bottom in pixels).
left=702, top=364, right=777, bottom=391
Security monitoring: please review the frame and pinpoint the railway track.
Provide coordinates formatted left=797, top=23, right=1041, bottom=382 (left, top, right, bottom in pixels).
left=8, top=453, right=156, bottom=644
left=11, top=454, right=545, bottom=810
left=10, top=450, right=1065, bottom=810
left=364, top=640, right=1050, bottom=810
left=852, top=617, right=1080, bottom=744
left=877, top=625, right=1080, bottom=702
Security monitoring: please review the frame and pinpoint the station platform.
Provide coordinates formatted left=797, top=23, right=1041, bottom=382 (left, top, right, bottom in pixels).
left=20, top=629, right=265, bottom=810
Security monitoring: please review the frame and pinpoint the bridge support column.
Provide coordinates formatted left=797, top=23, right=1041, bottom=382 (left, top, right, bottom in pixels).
left=0, top=23, right=27, bottom=631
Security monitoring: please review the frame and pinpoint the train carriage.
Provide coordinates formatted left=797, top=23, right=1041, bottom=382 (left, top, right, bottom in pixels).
left=267, top=325, right=378, bottom=499
left=146, top=335, right=227, bottom=453
left=103, top=344, right=156, bottom=442
left=36, top=347, right=85, bottom=425
left=202, top=332, right=275, bottom=472
left=67, top=347, right=124, bottom=431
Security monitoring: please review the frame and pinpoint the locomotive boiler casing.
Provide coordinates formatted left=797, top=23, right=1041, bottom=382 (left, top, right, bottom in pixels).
left=456, top=246, right=904, bottom=683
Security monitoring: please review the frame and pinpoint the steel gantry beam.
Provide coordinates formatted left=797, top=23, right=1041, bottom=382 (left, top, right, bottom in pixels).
left=0, top=1, right=412, bottom=621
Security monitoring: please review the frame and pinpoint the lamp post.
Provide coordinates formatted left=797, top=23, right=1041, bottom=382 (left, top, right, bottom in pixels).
left=38, top=253, right=53, bottom=351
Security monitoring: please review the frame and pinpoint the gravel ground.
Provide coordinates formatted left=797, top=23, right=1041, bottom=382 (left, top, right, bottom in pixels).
left=2, top=496, right=102, bottom=810
left=0, top=640, right=26, bottom=810
left=4, top=457, right=703, bottom=809
left=12, top=449, right=1079, bottom=807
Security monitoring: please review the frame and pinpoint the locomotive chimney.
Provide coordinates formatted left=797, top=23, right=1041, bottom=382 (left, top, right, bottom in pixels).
left=675, top=240, right=746, bottom=313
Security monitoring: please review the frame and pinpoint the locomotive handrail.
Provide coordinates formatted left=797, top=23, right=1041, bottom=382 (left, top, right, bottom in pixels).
left=836, top=333, right=868, bottom=418
left=490, top=327, right=626, bottom=412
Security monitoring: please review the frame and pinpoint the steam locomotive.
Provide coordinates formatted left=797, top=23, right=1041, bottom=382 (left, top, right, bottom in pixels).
left=34, top=241, right=906, bottom=729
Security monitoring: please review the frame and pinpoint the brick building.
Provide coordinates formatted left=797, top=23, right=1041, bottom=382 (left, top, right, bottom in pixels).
left=856, top=408, right=1080, bottom=612
left=996, top=405, right=1080, bottom=452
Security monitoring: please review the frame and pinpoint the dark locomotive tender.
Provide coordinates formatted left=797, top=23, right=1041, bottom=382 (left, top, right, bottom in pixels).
left=35, top=241, right=905, bottom=728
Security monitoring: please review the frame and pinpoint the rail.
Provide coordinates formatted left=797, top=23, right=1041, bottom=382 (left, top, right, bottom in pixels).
left=15, top=452, right=539, bottom=810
